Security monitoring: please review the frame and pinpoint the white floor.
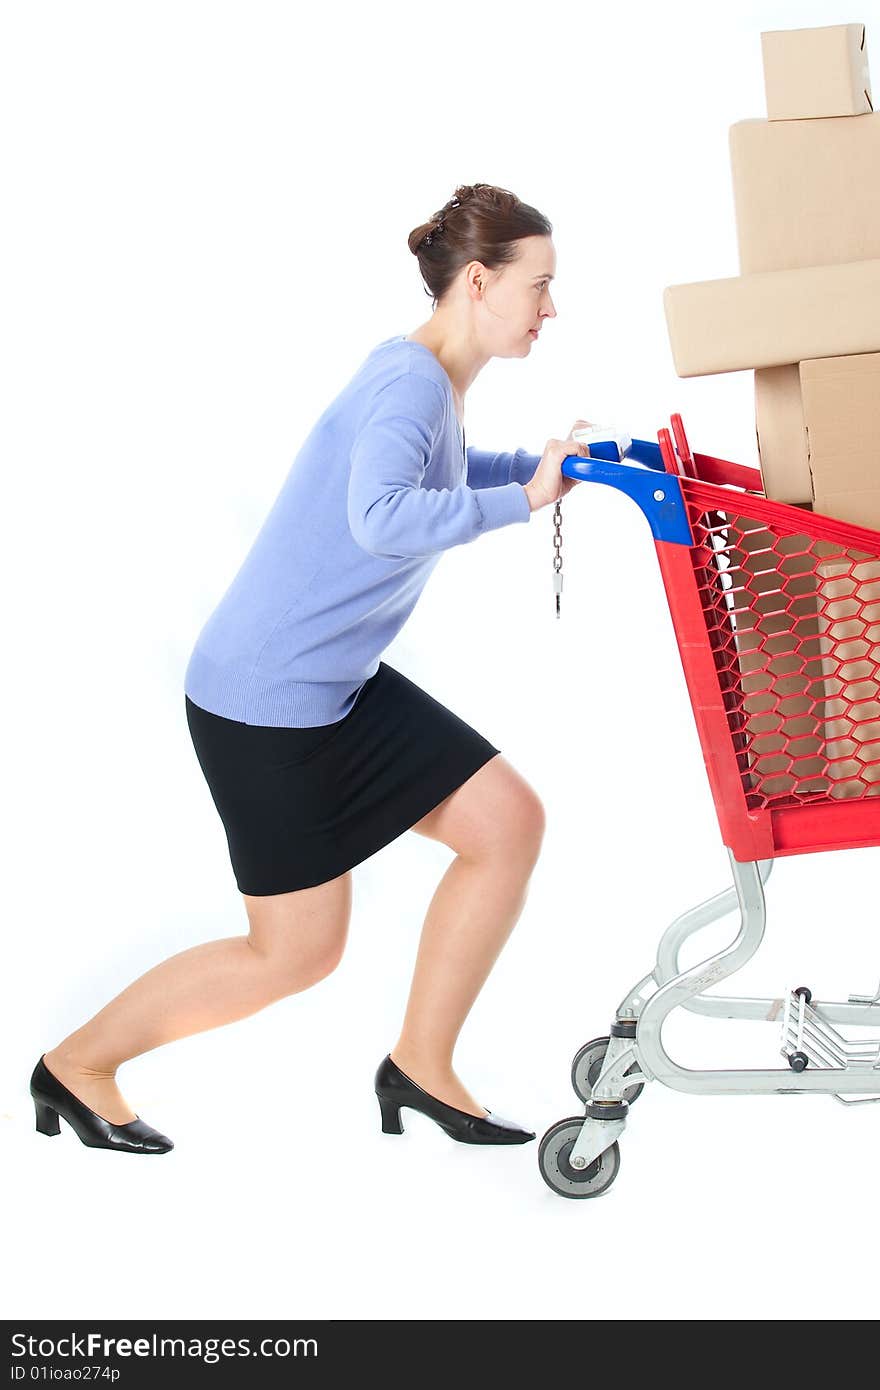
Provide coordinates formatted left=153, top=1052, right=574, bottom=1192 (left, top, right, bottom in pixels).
left=5, top=827, right=878, bottom=1322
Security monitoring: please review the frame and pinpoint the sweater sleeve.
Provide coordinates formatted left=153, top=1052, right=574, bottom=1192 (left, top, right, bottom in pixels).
left=466, top=446, right=542, bottom=490
left=348, top=371, right=531, bottom=560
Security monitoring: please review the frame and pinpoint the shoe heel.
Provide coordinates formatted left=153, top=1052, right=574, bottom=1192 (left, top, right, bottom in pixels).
left=377, top=1093, right=404, bottom=1135
left=34, top=1098, right=61, bottom=1136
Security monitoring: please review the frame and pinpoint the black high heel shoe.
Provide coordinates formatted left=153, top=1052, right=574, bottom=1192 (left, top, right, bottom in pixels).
left=29, top=1055, right=174, bottom=1154
left=375, top=1054, right=535, bottom=1145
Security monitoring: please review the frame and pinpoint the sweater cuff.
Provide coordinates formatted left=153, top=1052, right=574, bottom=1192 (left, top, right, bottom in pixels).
left=474, top=480, right=532, bottom=532
left=512, top=449, right=542, bottom=486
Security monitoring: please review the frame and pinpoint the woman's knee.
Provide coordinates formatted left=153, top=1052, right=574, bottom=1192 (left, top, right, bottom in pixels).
left=242, top=871, right=352, bottom=987
left=468, top=786, right=545, bottom=867
left=508, top=784, right=546, bottom=861
left=412, top=755, right=546, bottom=861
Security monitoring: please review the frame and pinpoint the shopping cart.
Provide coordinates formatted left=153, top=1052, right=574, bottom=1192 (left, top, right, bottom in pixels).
left=539, top=413, right=880, bottom=1199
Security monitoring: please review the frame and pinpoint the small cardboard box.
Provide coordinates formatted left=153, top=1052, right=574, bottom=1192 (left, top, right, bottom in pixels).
left=663, top=258, right=880, bottom=377
left=729, top=113, right=880, bottom=273
left=800, top=352, right=880, bottom=527
left=754, top=365, right=811, bottom=504
left=761, top=23, right=872, bottom=120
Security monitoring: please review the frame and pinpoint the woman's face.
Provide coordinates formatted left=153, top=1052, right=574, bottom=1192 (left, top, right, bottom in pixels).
left=477, top=234, right=557, bottom=358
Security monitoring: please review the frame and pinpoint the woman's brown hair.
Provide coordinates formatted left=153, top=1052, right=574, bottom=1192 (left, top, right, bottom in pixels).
left=408, top=183, right=552, bottom=308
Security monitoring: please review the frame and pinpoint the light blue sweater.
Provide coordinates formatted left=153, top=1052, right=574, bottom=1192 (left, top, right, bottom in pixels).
left=184, top=334, right=541, bottom=726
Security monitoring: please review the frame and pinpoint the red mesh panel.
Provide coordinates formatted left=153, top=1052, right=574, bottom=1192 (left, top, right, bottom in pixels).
left=686, top=500, right=880, bottom=811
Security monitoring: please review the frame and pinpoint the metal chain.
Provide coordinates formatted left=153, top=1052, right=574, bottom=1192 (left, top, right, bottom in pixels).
left=553, top=500, right=563, bottom=618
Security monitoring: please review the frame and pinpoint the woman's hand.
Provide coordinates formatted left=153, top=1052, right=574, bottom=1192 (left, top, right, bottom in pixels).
left=523, top=419, right=595, bottom=513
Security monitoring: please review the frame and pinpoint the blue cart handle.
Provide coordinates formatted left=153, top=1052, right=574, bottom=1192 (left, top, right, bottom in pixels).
left=561, top=437, right=693, bottom=546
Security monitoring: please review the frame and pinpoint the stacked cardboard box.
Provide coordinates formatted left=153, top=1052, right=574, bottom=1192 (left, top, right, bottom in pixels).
left=663, top=259, right=880, bottom=378
left=729, top=520, right=829, bottom=799
left=662, top=23, right=880, bottom=801
left=802, top=351, right=880, bottom=798
left=760, top=23, right=872, bottom=119
left=799, top=353, right=880, bottom=524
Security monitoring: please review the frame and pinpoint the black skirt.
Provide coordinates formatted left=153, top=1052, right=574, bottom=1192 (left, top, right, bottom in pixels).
left=184, top=661, right=501, bottom=895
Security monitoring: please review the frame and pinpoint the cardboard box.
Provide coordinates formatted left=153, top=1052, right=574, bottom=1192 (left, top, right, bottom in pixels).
left=731, top=521, right=830, bottom=798
left=729, top=113, right=880, bottom=272
left=788, top=354, right=880, bottom=798
left=761, top=24, right=872, bottom=120
left=663, top=258, right=880, bottom=377
left=732, top=523, right=880, bottom=803
left=800, top=352, right=880, bottom=527
left=815, top=550, right=880, bottom=798
left=754, top=365, right=811, bottom=503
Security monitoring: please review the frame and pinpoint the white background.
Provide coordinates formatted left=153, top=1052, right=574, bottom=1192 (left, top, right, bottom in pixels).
left=3, top=0, right=879, bottom=1322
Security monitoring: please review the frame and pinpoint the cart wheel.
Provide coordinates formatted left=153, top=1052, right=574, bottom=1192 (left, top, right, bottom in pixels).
left=794, top=986, right=812, bottom=1004
left=538, top=1117, right=621, bottom=1200
left=571, top=1036, right=644, bottom=1106
left=789, top=1050, right=809, bottom=1072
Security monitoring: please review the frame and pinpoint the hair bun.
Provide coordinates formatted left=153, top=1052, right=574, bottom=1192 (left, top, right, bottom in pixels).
left=407, top=182, right=552, bottom=291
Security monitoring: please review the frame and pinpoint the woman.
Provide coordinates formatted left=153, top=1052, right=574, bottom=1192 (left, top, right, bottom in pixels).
left=30, top=182, right=588, bottom=1154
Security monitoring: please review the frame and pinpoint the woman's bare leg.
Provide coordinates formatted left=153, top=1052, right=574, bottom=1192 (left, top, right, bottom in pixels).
left=395, top=755, right=545, bottom=1116
left=42, top=872, right=352, bottom=1124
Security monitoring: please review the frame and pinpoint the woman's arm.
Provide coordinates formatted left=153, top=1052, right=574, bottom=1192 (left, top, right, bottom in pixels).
left=465, top=446, right=542, bottom=490
left=348, top=372, right=532, bottom=561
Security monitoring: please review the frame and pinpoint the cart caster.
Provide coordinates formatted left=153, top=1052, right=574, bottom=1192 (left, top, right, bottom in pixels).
left=538, top=1118, right=621, bottom=1200
left=788, top=1050, right=809, bottom=1072
left=571, top=1035, right=644, bottom=1106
